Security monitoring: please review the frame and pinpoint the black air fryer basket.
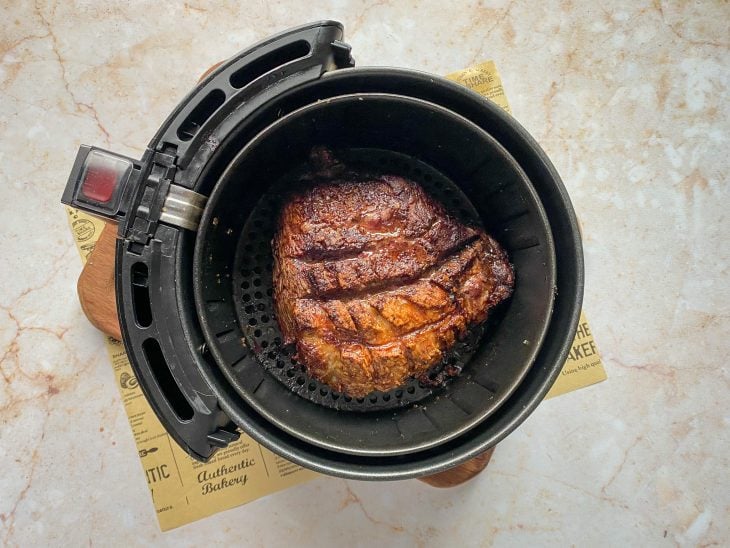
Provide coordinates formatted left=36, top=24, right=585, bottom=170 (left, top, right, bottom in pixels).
left=62, top=21, right=583, bottom=480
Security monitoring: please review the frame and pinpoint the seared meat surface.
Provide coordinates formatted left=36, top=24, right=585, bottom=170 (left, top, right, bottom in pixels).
left=273, top=150, right=514, bottom=397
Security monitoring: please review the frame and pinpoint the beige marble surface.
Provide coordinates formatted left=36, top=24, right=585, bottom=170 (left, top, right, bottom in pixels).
left=1, top=1, right=728, bottom=546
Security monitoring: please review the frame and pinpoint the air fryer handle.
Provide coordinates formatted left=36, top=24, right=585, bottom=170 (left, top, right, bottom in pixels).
left=64, top=22, right=356, bottom=463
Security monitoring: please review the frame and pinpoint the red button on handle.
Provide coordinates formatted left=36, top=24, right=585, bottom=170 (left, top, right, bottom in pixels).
left=78, top=150, right=132, bottom=206
left=81, top=164, right=118, bottom=203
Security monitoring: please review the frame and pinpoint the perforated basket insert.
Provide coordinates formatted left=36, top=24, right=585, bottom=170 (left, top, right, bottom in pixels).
left=232, top=149, right=508, bottom=412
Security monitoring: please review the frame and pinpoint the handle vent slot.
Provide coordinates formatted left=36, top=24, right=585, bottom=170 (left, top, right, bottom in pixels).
left=142, top=338, right=194, bottom=421
left=177, top=88, right=226, bottom=141
left=131, top=262, right=153, bottom=328
left=229, top=40, right=312, bottom=89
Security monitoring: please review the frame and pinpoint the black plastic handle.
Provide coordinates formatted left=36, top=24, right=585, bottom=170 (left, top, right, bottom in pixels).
left=62, top=21, right=354, bottom=461
left=110, top=21, right=352, bottom=461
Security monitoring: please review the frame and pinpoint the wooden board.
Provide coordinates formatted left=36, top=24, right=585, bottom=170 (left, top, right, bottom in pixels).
left=77, top=222, right=121, bottom=341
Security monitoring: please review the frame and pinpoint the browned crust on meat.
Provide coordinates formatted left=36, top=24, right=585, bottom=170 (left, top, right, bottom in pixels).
left=273, top=157, right=513, bottom=397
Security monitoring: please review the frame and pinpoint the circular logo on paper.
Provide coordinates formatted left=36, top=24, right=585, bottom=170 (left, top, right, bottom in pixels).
left=119, top=371, right=138, bottom=390
left=72, top=219, right=95, bottom=242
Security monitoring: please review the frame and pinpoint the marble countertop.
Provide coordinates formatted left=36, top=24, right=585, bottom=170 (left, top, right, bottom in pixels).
left=1, top=1, right=727, bottom=546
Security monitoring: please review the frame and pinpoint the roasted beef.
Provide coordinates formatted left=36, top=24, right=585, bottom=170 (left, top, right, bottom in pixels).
left=272, top=150, right=514, bottom=397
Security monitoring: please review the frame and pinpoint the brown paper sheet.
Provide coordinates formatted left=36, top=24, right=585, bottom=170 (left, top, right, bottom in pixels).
left=65, top=59, right=605, bottom=531
left=447, top=60, right=513, bottom=114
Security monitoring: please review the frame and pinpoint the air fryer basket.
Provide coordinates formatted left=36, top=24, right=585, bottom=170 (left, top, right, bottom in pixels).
left=193, top=94, right=556, bottom=456
left=186, top=69, right=583, bottom=478
left=62, top=21, right=583, bottom=479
